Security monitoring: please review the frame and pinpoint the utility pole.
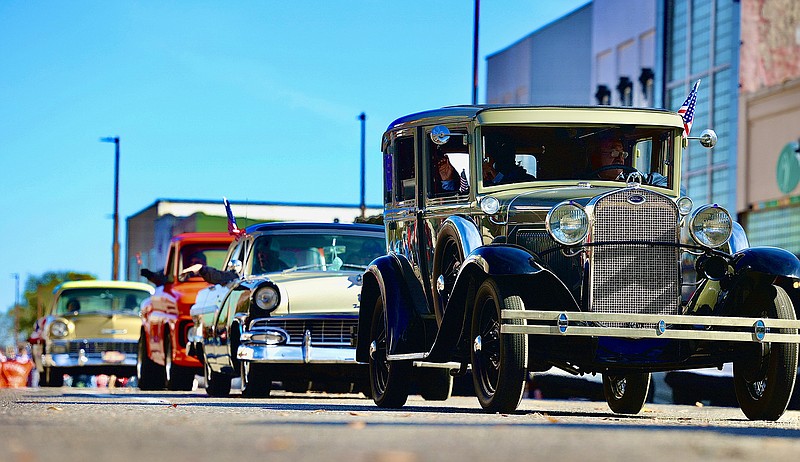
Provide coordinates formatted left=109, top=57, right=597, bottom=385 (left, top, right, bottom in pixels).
left=359, top=112, right=366, bottom=219
left=472, top=0, right=480, bottom=105
left=12, top=273, right=19, bottom=346
left=100, top=136, right=121, bottom=280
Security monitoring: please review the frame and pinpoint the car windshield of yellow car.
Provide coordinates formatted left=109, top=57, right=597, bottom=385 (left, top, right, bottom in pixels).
left=55, top=288, right=151, bottom=315
left=480, top=125, right=678, bottom=188
left=250, top=233, right=385, bottom=275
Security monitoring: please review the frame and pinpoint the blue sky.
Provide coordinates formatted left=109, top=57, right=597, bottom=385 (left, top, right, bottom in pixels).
left=0, top=1, right=588, bottom=309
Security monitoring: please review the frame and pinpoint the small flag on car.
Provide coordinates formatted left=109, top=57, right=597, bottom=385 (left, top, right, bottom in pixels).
left=678, top=79, right=700, bottom=138
left=458, top=169, right=469, bottom=195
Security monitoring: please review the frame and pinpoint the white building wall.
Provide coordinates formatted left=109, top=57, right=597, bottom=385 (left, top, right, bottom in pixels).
left=591, top=0, right=657, bottom=106
left=487, top=3, right=593, bottom=105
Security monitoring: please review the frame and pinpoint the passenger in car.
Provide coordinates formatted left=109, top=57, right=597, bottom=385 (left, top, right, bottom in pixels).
left=483, top=136, right=535, bottom=185
left=433, top=150, right=460, bottom=193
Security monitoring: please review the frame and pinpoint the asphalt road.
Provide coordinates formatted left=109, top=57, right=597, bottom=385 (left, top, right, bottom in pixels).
left=2, top=387, right=800, bottom=462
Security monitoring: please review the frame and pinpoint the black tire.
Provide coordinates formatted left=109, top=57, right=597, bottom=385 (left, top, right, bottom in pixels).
left=369, top=295, right=412, bottom=408
left=165, top=331, right=195, bottom=391
left=240, top=361, right=272, bottom=398
left=41, top=367, right=64, bottom=387
left=204, top=360, right=231, bottom=397
left=471, top=278, right=528, bottom=413
left=432, top=223, right=464, bottom=325
left=137, top=333, right=165, bottom=390
left=602, top=373, right=651, bottom=414
left=418, top=368, right=454, bottom=401
left=734, top=285, right=799, bottom=421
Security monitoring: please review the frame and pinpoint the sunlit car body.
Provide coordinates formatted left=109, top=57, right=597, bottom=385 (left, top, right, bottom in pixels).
left=31, top=280, right=154, bottom=387
left=356, top=105, right=800, bottom=421
left=137, top=232, right=233, bottom=390
left=189, top=222, right=386, bottom=397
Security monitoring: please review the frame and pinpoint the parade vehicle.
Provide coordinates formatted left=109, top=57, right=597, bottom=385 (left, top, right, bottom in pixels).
left=31, top=280, right=154, bottom=387
left=137, top=232, right=233, bottom=390
left=188, top=203, right=387, bottom=397
left=355, top=102, right=800, bottom=421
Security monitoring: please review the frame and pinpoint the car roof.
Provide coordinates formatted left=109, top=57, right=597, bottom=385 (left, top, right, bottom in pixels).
left=171, top=232, right=233, bottom=244
left=244, top=221, right=384, bottom=234
left=385, top=104, right=679, bottom=132
left=54, top=280, right=155, bottom=294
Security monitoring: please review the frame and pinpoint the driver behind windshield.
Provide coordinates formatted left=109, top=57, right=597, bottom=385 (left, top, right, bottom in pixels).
left=587, top=135, right=628, bottom=180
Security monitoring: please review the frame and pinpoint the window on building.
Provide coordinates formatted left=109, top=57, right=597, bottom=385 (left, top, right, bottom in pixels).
left=595, top=85, right=611, bottom=105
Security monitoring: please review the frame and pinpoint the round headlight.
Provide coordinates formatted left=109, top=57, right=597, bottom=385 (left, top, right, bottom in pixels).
left=546, top=201, right=589, bottom=245
left=676, top=196, right=693, bottom=216
left=689, top=204, right=732, bottom=248
left=253, top=284, right=280, bottom=312
left=50, top=320, right=69, bottom=338
left=480, top=196, right=500, bottom=215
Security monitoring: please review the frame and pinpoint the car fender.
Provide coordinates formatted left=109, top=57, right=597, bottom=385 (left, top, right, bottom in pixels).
left=732, top=246, right=800, bottom=279
left=356, top=253, right=430, bottom=363
left=425, top=244, right=579, bottom=362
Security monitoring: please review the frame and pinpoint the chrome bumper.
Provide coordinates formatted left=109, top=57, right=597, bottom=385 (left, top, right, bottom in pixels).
left=42, top=352, right=137, bottom=368
left=501, top=310, right=800, bottom=343
left=236, top=327, right=356, bottom=364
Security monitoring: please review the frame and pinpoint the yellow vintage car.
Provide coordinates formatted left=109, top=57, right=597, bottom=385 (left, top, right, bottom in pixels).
left=31, top=280, right=154, bottom=387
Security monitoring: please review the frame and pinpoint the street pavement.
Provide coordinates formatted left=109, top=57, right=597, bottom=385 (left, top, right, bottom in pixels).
left=2, top=387, right=800, bottom=462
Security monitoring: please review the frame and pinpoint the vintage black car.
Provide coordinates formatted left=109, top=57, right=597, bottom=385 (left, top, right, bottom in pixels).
left=355, top=105, right=800, bottom=421
left=188, top=221, right=386, bottom=397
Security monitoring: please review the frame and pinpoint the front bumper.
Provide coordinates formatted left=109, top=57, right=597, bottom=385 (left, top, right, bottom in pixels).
left=236, top=327, right=356, bottom=364
left=501, top=310, right=800, bottom=343
left=42, top=339, right=138, bottom=369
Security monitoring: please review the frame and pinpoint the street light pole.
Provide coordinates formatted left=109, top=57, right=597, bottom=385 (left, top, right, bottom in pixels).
left=100, top=136, right=120, bottom=280
left=472, top=0, right=480, bottom=105
left=12, top=273, right=19, bottom=346
left=358, top=112, right=366, bottom=219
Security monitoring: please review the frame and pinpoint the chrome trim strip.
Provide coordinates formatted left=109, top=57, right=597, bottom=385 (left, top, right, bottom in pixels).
left=501, top=310, right=800, bottom=343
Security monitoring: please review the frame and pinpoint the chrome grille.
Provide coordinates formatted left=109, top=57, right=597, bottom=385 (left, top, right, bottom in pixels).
left=67, top=340, right=137, bottom=354
left=250, top=318, right=356, bottom=346
left=590, top=189, right=680, bottom=321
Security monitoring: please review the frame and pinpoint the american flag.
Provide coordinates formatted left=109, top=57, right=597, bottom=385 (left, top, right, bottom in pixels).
left=458, top=169, right=469, bottom=195
left=223, top=196, right=244, bottom=236
left=677, top=79, right=700, bottom=137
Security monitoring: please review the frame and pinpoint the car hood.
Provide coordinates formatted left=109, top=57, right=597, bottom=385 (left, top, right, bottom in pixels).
left=168, top=280, right=212, bottom=310
left=267, top=271, right=363, bottom=315
left=62, top=313, right=141, bottom=340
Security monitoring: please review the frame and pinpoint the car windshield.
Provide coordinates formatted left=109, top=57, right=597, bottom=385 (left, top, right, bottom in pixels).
left=56, top=288, right=151, bottom=315
left=178, top=244, right=230, bottom=280
left=249, top=232, right=385, bottom=275
left=480, top=125, right=679, bottom=189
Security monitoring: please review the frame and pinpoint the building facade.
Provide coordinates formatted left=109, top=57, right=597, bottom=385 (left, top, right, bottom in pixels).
left=486, top=3, right=593, bottom=105
left=126, top=199, right=382, bottom=281
left=736, top=0, right=800, bottom=254
left=657, top=0, right=740, bottom=212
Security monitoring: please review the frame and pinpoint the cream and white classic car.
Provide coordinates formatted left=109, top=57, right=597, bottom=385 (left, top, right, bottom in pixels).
left=188, top=221, right=385, bottom=397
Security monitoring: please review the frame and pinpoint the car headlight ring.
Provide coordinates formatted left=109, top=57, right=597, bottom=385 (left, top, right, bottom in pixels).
left=689, top=204, right=732, bottom=248
left=50, top=320, right=69, bottom=338
left=251, top=283, right=280, bottom=315
left=546, top=201, right=589, bottom=246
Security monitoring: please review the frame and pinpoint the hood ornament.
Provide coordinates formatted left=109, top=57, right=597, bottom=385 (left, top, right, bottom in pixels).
left=626, top=172, right=643, bottom=188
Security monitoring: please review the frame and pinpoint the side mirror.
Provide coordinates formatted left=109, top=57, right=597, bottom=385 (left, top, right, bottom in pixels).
left=430, top=125, right=451, bottom=145
left=226, top=259, right=243, bottom=275
left=430, top=125, right=469, bottom=146
left=688, top=129, right=717, bottom=148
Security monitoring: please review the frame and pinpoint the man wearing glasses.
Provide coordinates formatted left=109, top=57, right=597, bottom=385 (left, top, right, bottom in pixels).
left=587, top=136, right=629, bottom=180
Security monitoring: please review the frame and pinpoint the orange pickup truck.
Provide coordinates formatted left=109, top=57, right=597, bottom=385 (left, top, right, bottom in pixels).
left=138, top=232, right=233, bottom=390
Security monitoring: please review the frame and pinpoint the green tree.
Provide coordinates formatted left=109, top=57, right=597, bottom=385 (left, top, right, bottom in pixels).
left=3, top=271, right=95, bottom=344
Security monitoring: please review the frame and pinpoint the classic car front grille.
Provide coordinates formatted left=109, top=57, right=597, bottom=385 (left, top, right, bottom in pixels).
left=250, top=318, right=357, bottom=346
left=590, top=189, right=680, bottom=322
left=66, top=340, right=137, bottom=354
